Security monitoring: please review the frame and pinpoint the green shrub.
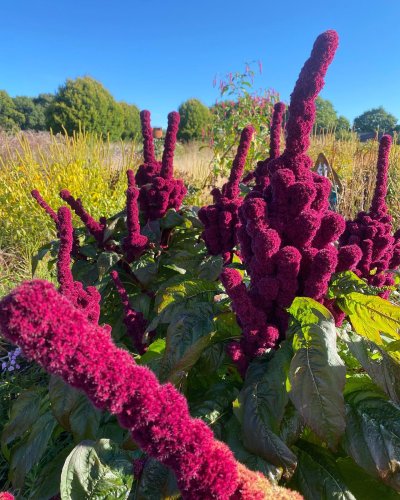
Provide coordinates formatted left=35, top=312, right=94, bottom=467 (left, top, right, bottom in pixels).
left=177, top=98, right=212, bottom=141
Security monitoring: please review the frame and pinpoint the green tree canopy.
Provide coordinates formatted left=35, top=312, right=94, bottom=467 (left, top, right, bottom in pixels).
left=47, top=77, right=124, bottom=140
left=177, top=98, right=212, bottom=142
left=353, top=107, right=398, bottom=133
left=118, top=102, right=141, bottom=140
left=13, top=95, right=53, bottom=131
left=0, top=90, right=24, bottom=132
left=315, top=97, right=338, bottom=132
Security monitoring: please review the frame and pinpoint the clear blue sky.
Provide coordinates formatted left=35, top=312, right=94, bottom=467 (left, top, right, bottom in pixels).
left=1, top=0, right=399, bottom=127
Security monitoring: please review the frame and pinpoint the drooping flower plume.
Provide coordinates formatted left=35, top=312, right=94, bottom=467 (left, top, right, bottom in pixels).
left=60, top=189, right=105, bottom=244
left=0, top=280, right=300, bottom=500
left=57, top=206, right=101, bottom=323
left=219, top=30, right=346, bottom=372
left=198, top=125, right=254, bottom=262
left=122, top=169, right=148, bottom=262
left=31, top=189, right=59, bottom=223
left=110, top=270, right=151, bottom=354
left=138, top=111, right=187, bottom=220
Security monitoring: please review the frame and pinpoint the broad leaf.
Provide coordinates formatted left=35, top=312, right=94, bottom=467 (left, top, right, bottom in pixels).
left=2, top=388, right=44, bottom=445
left=97, top=251, right=120, bottom=279
left=288, top=297, right=346, bottom=449
left=336, top=457, right=399, bottom=500
left=9, top=411, right=57, bottom=489
left=136, top=457, right=179, bottom=500
left=329, top=271, right=391, bottom=298
left=344, top=332, right=400, bottom=404
left=60, top=439, right=134, bottom=500
left=159, top=306, right=215, bottom=383
left=239, top=342, right=297, bottom=473
left=293, top=441, right=356, bottom=500
left=337, top=292, right=400, bottom=345
left=151, top=279, right=219, bottom=327
left=343, top=387, right=400, bottom=491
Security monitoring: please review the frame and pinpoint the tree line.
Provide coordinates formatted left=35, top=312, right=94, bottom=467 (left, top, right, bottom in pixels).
left=0, top=76, right=398, bottom=142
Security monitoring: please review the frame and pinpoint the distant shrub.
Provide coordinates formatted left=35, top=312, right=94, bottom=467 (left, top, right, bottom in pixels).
left=47, top=77, right=126, bottom=140
left=119, top=101, right=141, bottom=140
left=177, top=98, right=212, bottom=141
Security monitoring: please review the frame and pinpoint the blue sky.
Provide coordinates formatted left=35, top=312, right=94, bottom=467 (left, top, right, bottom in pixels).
left=1, top=0, right=399, bottom=127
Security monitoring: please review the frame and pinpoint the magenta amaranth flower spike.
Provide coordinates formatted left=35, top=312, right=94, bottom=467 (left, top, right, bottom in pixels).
left=60, top=189, right=105, bottom=244
left=199, top=126, right=254, bottom=262
left=0, top=493, right=14, bottom=500
left=110, top=270, right=152, bottom=354
left=122, top=170, right=148, bottom=262
left=0, top=281, right=301, bottom=500
left=222, top=31, right=346, bottom=372
left=138, top=112, right=187, bottom=220
left=31, top=189, right=58, bottom=223
left=247, top=102, right=286, bottom=188
left=135, top=110, right=162, bottom=186
left=338, top=135, right=400, bottom=288
left=57, top=207, right=101, bottom=323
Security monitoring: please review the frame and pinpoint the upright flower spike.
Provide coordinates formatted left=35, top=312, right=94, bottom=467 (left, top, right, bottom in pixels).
left=138, top=112, right=187, bottom=220
left=110, top=271, right=151, bottom=354
left=57, top=207, right=101, bottom=323
left=122, top=170, right=148, bottom=262
left=60, top=189, right=105, bottom=244
left=222, top=31, right=345, bottom=372
left=31, top=189, right=58, bottom=223
left=338, top=135, right=400, bottom=288
left=199, top=126, right=254, bottom=262
left=248, top=102, right=286, bottom=188
left=0, top=281, right=301, bottom=500
left=135, top=110, right=162, bottom=186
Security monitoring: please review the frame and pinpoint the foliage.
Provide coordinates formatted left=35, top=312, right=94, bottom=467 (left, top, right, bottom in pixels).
left=354, top=106, right=398, bottom=134
left=13, top=94, right=54, bottom=131
left=207, top=62, right=279, bottom=180
left=315, top=96, right=338, bottom=132
left=47, top=76, right=134, bottom=140
left=0, top=91, right=24, bottom=132
left=177, top=98, right=212, bottom=142
left=119, top=101, right=141, bottom=140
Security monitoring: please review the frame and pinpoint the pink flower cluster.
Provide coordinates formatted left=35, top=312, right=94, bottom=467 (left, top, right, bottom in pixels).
left=338, top=135, right=400, bottom=287
left=198, top=126, right=254, bottom=262
left=219, top=31, right=349, bottom=372
left=110, top=270, right=152, bottom=354
left=0, top=280, right=299, bottom=500
left=122, top=169, right=148, bottom=262
left=57, top=206, right=101, bottom=323
left=0, top=493, right=14, bottom=500
left=136, top=111, right=187, bottom=220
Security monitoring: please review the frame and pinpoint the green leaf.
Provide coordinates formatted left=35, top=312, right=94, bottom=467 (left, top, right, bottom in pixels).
left=136, top=458, right=179, bottom=500
left=343, top=389, right=400, bottom=491
left=293, top=440, right=356, bottom=500
left=151, top=279, right=219, bottom=328
left=223, top=416, right=282, bottom=484
left=97, top=251, right=120, bottom=279
left=29, top=445, right=74, bottom=500
left=160, top=209, right=185, bottom=229
left=190, top=380, right=239, bottom=427
left=240, top=342, right=297, bottom=474
left=60, top=439, right=134, bottom=500
left=198, top=255, right=224, bottom=281
left=159, top=306, right=215, bottom=383
left=49, top=375, right=101, bottom=442
left=32, top=243, right=52, bottom=275
left=288, top=297, right=346, bottom=450
left=337, top=292, right=400, bottom=345
left=9, top=411, right=57, bottom=489
left=1, top=388, right=44, bottom=445
left=344, top=332, right=400, bottom=404
left=137, top=339, right=166, bottom=366
left=336, top=457, right=399, bottom=500
left=213, top=311, right=242, bottom=342
left=329, top=271, right=391, bottom=298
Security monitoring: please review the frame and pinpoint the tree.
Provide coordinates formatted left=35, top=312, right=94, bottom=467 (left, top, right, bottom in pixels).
left=177, top=98, right=212, bottom=142
left=47, top=77, right=124, bottom=140
left=33, top=93, right=55, bottom=131
left=0, top=90, right=24, bottom=132
left=336, top=115, right=351, bottom=132
left=118, top=102, right=141, bottom=140
left=353, top=107, right=398, bottom=134
left=315, top=97, right=338, bottom=132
